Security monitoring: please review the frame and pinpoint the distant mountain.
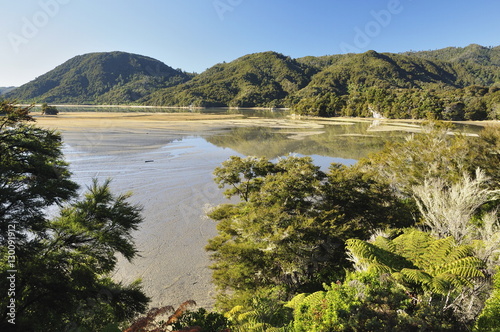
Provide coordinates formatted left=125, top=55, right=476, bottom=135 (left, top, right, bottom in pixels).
left=402, top=44, right=500, bottom=67
left=142, top=51, right=315, bottom=107
left=6, top=51, right=191, bottom=104
left=295, top=49, right=499, bottom=97
left=0, top=86, right=16, bottom=95
left=5, top=45, right=500, bottom=120
left=143, top=46, right=500, bottom=109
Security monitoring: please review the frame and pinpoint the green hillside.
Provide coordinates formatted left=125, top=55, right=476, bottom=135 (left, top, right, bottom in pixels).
left=6, top=51, right=191, bottom=104
left=403, top=44, right=500, bottom=67
left=5, top=45, right=500, bottom=120
left=143, top=45, right=500, bottom=119
left=291, top=48, right=500, bottom=118
left=0, top=87, right=16, bottom=95
left=142, top=51, right=314, bottom=107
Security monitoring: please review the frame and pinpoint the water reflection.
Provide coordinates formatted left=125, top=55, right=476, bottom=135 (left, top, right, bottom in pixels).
left=55, top=106, right=485, bottom=163
left=205, top=121, right=409, bottom=160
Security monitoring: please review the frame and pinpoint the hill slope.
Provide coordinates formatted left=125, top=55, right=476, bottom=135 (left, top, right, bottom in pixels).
left=5, top=44, right=500, bottom=120
left=143, top=46, right=499, bottom=109
left=402, top=44, right=500, bottom=67
left=6, top=52, right=191, bottom=104
left=0, top=87, right=16, bottom=95
left=292, top=49, right=500, bottom=119
left=142, top=51, right=315, bottom=107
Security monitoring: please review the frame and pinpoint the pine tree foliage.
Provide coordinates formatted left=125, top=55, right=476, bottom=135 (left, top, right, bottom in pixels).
left=0, top=102, right=78, bottom=244
left=0, top=102, right=149, bottom=330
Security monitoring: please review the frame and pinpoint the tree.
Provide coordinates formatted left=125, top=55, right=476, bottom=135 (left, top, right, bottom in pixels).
left=412, top=169, right=499, bottom=244
left=287, top=271, right=467, bottom=332
left=207, top=156, right=415, bottom=309
left=0, top=102, right=149, bottom=331
left=0, top=102, right=77, bottom=245
left=41, top=103, right=59, bottom=115
left=358, top=122, right=500, bottom=194
left=346, top=230, right=486, bottom=326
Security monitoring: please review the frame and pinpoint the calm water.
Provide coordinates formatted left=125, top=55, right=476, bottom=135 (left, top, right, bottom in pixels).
left=58, top=107, right=444, bottom=165
left=56, top=108, right=485, bottom=308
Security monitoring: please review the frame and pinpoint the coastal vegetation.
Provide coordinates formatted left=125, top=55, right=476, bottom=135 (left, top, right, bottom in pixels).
left=6, top=44, right=500, bottom=120
left=121, top=122, right=500, bottom=331
left=40, top=103, right=58, bottom=115
left=197, top=123, right=500, bottom=331
left=2, top=67, right=500, bottom=330
left=0, top=102, right=149, bottom=331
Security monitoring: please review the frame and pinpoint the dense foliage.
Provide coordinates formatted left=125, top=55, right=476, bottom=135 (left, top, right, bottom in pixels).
left=207, top=156, right=416, bottom=309
left=0, top=102, right=149, bottom=331
left=6, top=52, right=192, bottom=104
left=41, top=103, right=58, bottom=115
left=144, top=45, right=500, bottom=116
left=195, top=123, right=500, bottom=331
left=287, top=271, right=466, bottom=332
left=144, top=51, right=314, bottom=107
left=7, top=45, right=500, bottom=120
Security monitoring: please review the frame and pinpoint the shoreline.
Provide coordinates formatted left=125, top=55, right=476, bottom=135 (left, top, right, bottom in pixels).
left=22, top=104, right=291, bottom=111
left=33, top=111, right=500, bottom=131
left=33, top=112, right=497, bottom=310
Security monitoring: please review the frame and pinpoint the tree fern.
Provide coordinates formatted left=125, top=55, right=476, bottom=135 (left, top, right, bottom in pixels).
left=346, top=229, right=485, bottom=297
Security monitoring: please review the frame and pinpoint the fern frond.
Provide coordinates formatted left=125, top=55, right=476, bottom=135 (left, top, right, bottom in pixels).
left=418, top=236, right=455, bottom=268
left=302, top=291, right=326, bottom=306
left=428, top=276, right=452, bottom=294
left=225, top=305, right=245, bottom=318
left=346, top=238, right=401, bottom=272
left=433, top=256, right=485, bottom=276
left=435, top=273, right=474, bottom=292
left=286, top=293, right=307, bottom=309
left=373, top=235, right=396, bottom=252
left=368, top=262, right=393, bottom=274
left=446, top=244, right=475, bottom=261
left=392, top=230, right=432, bottom=265
left=400, top=268, right=433, bottom=285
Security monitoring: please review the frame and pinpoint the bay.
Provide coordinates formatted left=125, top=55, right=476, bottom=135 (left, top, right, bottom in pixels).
left=51, top=108, right=483, bottom=308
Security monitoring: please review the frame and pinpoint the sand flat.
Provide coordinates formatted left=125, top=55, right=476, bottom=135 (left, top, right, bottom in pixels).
left=32, top=112, right=495, bottom=309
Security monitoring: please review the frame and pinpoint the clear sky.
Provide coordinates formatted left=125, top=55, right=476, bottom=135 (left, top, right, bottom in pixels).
left=1, top=0, right=499, bottom=87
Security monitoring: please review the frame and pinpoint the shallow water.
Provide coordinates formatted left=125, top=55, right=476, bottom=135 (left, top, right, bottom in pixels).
left=58, top=112, right=484, bottom=308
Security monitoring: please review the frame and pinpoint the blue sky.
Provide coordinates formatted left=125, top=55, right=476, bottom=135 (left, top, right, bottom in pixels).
left=1, top=0, right=499, bottom=87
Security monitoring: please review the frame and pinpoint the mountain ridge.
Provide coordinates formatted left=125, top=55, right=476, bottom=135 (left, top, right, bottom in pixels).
left=5, top=44, right=500, bottom=120
left=6, top=51, right=191, bottom=104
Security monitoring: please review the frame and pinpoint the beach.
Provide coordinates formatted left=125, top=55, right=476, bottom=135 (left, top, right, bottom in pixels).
left=34, top=112, right=494, bottom=310
left=34, top=112, right=329, bottom=309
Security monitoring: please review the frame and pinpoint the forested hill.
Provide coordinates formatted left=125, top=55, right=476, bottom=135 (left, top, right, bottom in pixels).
left=6, top=51, right=192, bottom=104
left=142, top=45, right=500, bottom=120
left=5, top=45, right=500, bottom=120
left=402, top=44, right=500, bottom=67
left=0, top=87, right=16, bottom=95
left=142, top=51, right=314, bottom=107
left=142, top=47, right=500, bottom=107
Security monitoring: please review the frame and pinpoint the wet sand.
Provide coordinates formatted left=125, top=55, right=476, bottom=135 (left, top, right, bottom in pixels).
left=34, top=112, right=324, bottom=133
left=35, top=112, right=328, bottom=310
left=35, top=113, right=496, bottom=310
